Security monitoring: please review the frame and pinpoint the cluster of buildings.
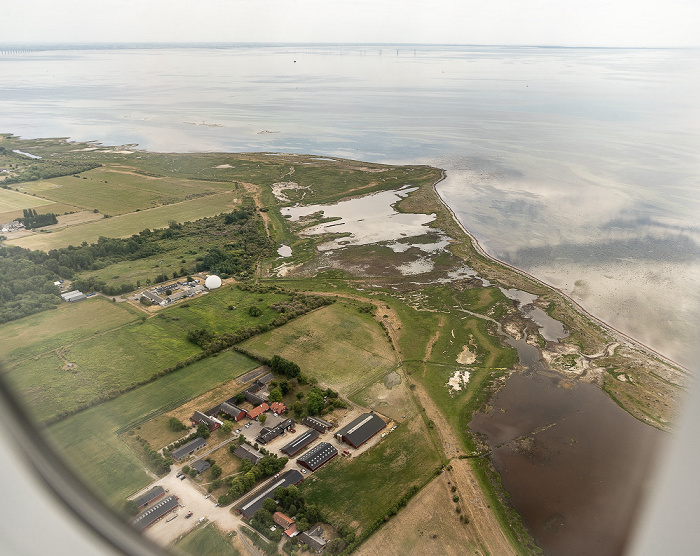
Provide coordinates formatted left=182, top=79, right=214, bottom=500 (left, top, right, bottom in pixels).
left=0, top=220, right=24, bottom=234
left=140, top=280, right=206, bottom=307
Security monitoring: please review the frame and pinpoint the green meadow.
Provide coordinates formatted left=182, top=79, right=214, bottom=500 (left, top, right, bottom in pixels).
left=46, top=349, right=259, bottom=507
left=7, top=191, right=239, bottom=251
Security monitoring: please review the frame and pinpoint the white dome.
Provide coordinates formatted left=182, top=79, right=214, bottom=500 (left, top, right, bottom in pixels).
left=204, top=275, right=222, bottom=289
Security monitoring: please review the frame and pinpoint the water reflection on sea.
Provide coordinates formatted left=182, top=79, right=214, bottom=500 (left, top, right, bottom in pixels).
left=2, top=44, right=698, bottom=367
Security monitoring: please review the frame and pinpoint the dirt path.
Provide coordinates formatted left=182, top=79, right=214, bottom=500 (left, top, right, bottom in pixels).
left=422, top=315, right=445, bottom=377
left=310, top=290, right=516, bottom=555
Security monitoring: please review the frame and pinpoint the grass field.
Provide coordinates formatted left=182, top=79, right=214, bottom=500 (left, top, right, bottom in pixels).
left=45, top=350, right=259, bottom=507
left=0, top=297, right=140, bottom=364
left=0, top=186, right=55, bottom=213
left=301, top=417, right=440, bottom=533
left=173, top=524, right=241, bottom=556
left=6, top=191, right=239, bottom=251
left=161, top=285, right=296, bottom=335
left=5, top=312, right=202, bottom=422
left=14, top=166, right=233, bottom=216
left=239, top=303, right=397, bottom=395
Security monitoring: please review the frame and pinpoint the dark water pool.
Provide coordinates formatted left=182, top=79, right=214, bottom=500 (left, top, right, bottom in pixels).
left=470, top=370, right=665, bottom=556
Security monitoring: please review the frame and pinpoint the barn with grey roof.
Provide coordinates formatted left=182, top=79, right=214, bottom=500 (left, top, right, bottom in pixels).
left=280, top=430, right=319, bottom=457
left=131, top=495, right=179, bottom=531
left=335, top=412, right=386, bottom=448
left=297, top=442, right=338, bottom=472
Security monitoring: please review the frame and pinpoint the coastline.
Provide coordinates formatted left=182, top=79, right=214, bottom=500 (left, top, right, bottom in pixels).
left=431, top=171, right=691, bottom=376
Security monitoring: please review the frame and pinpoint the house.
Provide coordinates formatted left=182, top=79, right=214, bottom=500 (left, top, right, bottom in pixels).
left=131, top=495, right=179, bottom=531
left=171, top=437, right=207, bottom=461
left=191, top=459, right=211, bottom=474
left=233, top=444, right=264, bottom=465
left=298, top=525, right=328, bottom=553
left=302, top=416, right=333, bottom=433
left=191, top=410, right=222, bottom=431
left=296, top=442, right=338, bottom=472
left=270, top=401, right=288, bottom=414
left=273, top=512, right=295, bottom=530
left=281, top=430, right=319, bottom=457
left=133, top=485, right=165, bottom=509
left=246, top=403, right=270, bottom=420
left=236, top=470, right=303, bottom=519
left=335, top=413, right=386, bottom=449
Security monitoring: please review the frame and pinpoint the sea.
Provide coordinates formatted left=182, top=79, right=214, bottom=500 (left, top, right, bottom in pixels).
left=2, top=44, right=699, bottom=555
left=2, top=43, right=698, bottom=370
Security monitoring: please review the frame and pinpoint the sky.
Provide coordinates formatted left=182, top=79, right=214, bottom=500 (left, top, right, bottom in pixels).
left=4, top=0, right=700, bottom=48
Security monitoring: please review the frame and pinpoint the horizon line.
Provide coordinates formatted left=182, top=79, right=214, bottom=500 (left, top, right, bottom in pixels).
left=0, top=41, right=697, bottom=50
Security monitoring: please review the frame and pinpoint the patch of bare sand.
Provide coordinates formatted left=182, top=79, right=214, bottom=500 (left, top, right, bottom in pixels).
left=356, top=473, right=480, bottom=556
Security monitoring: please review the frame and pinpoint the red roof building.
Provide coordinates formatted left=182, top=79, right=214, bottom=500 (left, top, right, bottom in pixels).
left=247, top=403, right=270, bottom=420
left=273, top=512, right=295, bottom=529
left=270, top=401, right=288, bottom=414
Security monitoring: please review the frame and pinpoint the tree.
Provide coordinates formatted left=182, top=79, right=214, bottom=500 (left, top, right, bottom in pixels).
left=222, top=421, right=234, bottom=434
left=268, top=387, right=283, bottom=403
left=167, top=417, right=186, bottom=432
left=248, top=306, right=262, bottom=317
left=262, top=498, right=277, bottom=513
left=211, top=464, right=223, bottom=479
left=258, top=414, right=267, bottom=425
left=182, top=465, right=191, bottom=475
left=196, top=422, right=211, bottom=439
left=306, top=391, right=325, bottom=416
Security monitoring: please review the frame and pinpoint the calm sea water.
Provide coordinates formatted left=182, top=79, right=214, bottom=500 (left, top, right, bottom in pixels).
left=1, top=44, right=699, bottom=368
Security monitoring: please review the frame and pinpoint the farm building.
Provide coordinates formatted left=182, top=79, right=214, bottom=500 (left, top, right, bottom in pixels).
left=297, top=442, right=338, bottom=472
left=233, top=444, right=264, bottom=465
left=270, top=401, right=288, bottom=414
left=218, top=402, right=246, bottom=421
left=335, top=413, right=386, bottom=449
left=298, top=525, right=328, bottom=553
left=258, top=372, right=275, bottom=384
left=131, top=495, right=179, bottom=532
left=247, top=402, right=270, bottom=420
left=171, top=437, right=207, bottom=461
left=61, top=290, right=87, bottom=303
left=236, top=470, right=304, bottom=519
left=133, top=486, right=165, bottom=509
left=302, top=416, right=333, bottom=433
left=191, top=410, right=222, bottom=431
left=257, top=418, right=295, bottom=444
left=191, top=460, right=210, bottom=474
left=280, top=430, right=320, bottom=457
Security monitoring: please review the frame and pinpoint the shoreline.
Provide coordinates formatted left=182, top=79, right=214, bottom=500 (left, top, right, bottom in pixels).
left=431, top=170, right=691, bottom=376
